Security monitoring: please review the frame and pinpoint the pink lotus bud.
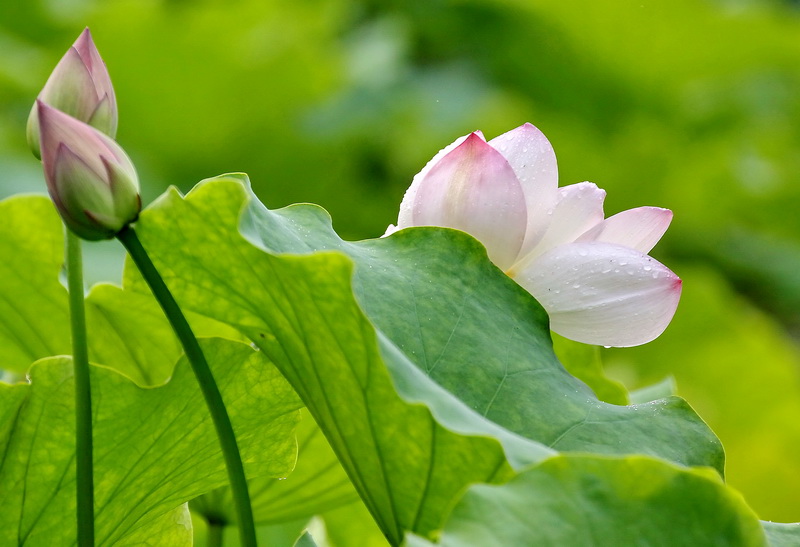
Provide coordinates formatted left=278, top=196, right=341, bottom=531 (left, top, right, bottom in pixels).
left=27, top=28, right=117, bottom=159
left=37, top=101, right=140, bottom=240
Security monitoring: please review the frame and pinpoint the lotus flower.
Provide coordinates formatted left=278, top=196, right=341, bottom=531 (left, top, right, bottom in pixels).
left=37, top=100, right=140, bottom=240
left=27, top=28, right=117, bottom=159
left=388, top=123, right=681, bottom=347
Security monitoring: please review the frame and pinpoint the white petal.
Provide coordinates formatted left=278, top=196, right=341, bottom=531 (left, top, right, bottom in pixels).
left=412, top=133, right=527, bottom=269
left=489, top=123, right=559, bottom=256
left=513, top=242, right=682, bottom=347
left=508, top=182, right=606, bottom=275
left=397, top=131, right=485, bottom=229
left=577, top=206, right=673, bottom=254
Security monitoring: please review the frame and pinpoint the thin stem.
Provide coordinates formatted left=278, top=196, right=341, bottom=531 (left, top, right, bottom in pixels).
left=66, top=230, right=94, bottom=546
left=116, top=225, right=257, bottom=547
left=206, top=520, right=225, bottom=547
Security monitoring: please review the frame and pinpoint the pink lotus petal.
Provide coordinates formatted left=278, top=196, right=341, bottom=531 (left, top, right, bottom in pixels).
left=489, top=123, right=559, bottom=256
left=54, top=144, right=112, bottom=218
left=39, top=47, right=97, bottom=120
left=37, top=101, right=120, bottom=184
left=73, top=28, right=117, bottom=136
left=74, top=29, right=102, bottom=78
left=513, top=242, right=681, bottom=347
left=412, top=133, right=527, bottom=269
left=576, top=206, right=673, bottom=254
left=397, top=131, right=485, bottom=229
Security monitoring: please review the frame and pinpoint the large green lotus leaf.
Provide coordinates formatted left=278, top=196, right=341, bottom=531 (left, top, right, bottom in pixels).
left=405, top=455, right=767, bottom=547
left=603, top=266, right=800, bottom=522
left=192, top=408, right=358, bottom=526
left=0, top=338, right=300, bottom=545
left=762, top=522, right=800, bottom=546
left=0, top=195, right=240, bottom=386
left=0, top=195, right=353, bottom=529
left=84, top=284, right=182, bottom=385
left=630, top=376, right=677, bottom=404
left=131, top=175, right=721, bottom=468
left=117, top=504, right=193, bottom=546
left=295, top=532, right=319, bottom=547
left=129, top=177, right=553, bottom=544
left=551, top=333, right=628, bottom=405
left=322, top=498, right=392, bottom=547
left=238, top=178, right=720, bottom=470
left=0, top=195, right=70, bottom=372
left=85, top=283, right=244, bottom=386
left=128, top=175, right=722, bottom=539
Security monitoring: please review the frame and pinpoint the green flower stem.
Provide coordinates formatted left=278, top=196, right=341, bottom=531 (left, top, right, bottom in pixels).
left=207, top=520, right=224, bottom=547
left=116, top=225, right=257, bottom=547
left=66, top=230, right=94, bottom=546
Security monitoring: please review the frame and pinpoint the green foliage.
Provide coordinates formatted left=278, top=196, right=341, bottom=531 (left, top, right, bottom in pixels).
left=3, top=0, right=800, bottom=521
left=406, top=455, right=767, bottom=547
left=2, top=0, right=800, bottom=542
left=629, top=376, right=677, bottom=405
left=551, top=333, right=628, bottom=405
left=0, top=196, right=70, bottom=371
left=0, top=175, right=796, bottom=544
left=0, top=340, right=300, bottom=545
left=191, top=409, right=359, bottom=526
left=124, top=174, right=734, bottom=542
left=763, top=522, right=800, bottom=547
left=604, top=267, right=800, bottom=523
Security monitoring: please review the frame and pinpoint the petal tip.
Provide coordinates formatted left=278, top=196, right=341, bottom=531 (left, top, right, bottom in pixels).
left=464, top=131, right=486, bottom=145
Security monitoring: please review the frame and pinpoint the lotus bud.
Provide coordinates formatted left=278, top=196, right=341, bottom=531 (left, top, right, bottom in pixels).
left=27, top=28, right=117, bottom=159
left=37, top=101, right=140, bottom=240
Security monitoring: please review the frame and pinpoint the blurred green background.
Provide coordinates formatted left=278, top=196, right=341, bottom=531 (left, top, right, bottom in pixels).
left=2, top=0, right=799, bottom=523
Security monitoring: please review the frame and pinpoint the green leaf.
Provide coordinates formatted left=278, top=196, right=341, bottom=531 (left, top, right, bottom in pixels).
left=116, top=504, right=193, bottom=546
left=128, top=175, right=724, bottom=541
left=322, top=499, right=391, bottom=547
left=629, top=376, right=677, bottom=404
left=239, top=177, right=720, bottom=470
left=405, top=455, right=767, bottom=547
left=84, top=284, right=182, bottom=385
left=603, top=266, right=800, bottom=522
left=0, top=194, right=318, bottom=541
left=192, top=408, right=359, bottom=526
left=762, top=522, right=800, bottom=546
left=294, top=531, right=319, bottom=547
left=130, top=176, right=552, bottom=544
left=85, top=283, right=245, bottom=386
left=0, top=338, right=300, bottom=545
left=0, top=195, right=70, bottom=372
left=551, top=333, right=629, bottom=405
left=0, top=194, right=245, bottom=386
